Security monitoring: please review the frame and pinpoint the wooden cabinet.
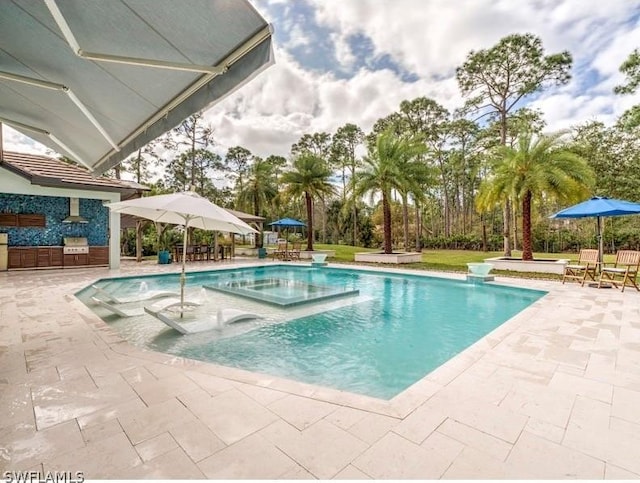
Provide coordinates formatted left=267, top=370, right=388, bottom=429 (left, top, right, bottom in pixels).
left=7, top=246, right=103, bottom=269
left=8, top=248, right=38, bottom=269
left=0, top=214, right=46, bottom=227
left=36, top=247, right=63, bottom=267
left=8, top=249, right=22, bottom=269
left=89, top=246, right=109, bottom=266
left=37, top=248, right=51, bottom=267
left=64, top=253, right=89, bottom=267
left=50, top=248, right=63, bottom=267
left=0, top=214, right=18, bottom=226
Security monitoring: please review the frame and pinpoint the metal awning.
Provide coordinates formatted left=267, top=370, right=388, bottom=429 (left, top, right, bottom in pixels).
left=0, top=0, right=273, bottom=175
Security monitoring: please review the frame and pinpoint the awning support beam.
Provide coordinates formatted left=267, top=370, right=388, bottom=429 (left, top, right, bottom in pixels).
left=0, top=71, right=120, bottom=152
left=46, top=0, right=227, bottom=75
left=91, top=23, right=273, bottom=173
left=0, top=115, right=92, bottom=170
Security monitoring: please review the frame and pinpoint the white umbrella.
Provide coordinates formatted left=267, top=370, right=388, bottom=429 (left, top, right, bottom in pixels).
left=107, top=191, right=257, bottom=313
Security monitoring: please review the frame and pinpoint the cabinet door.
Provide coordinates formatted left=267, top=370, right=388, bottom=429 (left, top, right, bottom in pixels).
left=76, top=254, right=89, bottom=266
left=50, top=248, right=63, bottom=266
left=8, top=249, right=21, bottom=269
left=21, top=249, right=37, bottom=268
left=37, top=248, right=51, bottom=267
left=63, top=254, right=75, bottom=266
left=89, top=247, right=109, bottom=265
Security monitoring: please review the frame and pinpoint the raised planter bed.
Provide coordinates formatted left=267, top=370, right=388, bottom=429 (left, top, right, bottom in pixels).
left=354, top=252, right=422, bottom=264
left=484, top=256, right=568, bottom=274
left=298, top=249, right=335, bottom=260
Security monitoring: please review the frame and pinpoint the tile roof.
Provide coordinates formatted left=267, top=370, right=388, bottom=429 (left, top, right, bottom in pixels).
left=0, top=151, right=148, bottom=193
left=225, top=208, right=265, bottom=223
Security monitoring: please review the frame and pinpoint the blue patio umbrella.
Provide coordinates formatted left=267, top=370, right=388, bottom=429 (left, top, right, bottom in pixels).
left=268, top=217, right=306, bottom=228
left=268, top=218, right=306, bottom=246
left=550, top=196, right=640, bottom=266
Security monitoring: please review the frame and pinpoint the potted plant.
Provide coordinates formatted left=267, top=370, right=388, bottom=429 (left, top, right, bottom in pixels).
left=156, top=224, right=174, bottom=264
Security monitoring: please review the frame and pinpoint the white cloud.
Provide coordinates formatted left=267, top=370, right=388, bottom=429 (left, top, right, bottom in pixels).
left=1, top=125, right=52, bottom=156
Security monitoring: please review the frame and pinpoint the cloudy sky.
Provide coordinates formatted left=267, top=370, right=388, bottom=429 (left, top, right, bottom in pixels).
left=4, top=0, right=640, bottom=162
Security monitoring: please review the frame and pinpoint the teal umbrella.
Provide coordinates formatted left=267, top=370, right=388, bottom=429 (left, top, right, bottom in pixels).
left=550, top=196, right=640, bottom=266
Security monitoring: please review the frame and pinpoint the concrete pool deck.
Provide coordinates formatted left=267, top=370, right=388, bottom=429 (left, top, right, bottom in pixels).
left=1, top=259, right=640, bottom=479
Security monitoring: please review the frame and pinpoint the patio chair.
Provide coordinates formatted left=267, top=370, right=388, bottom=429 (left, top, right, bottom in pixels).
left=91, top=285, right=179, bottom=304
left=144, top=300, right=259, bottom=334
left=289, top=241, right=301, bottom=261
left=274, top=241, right=288, bottom=260
left=598, top=250, right=640, bottom=292
left=562, top=249, right=599, bottom=286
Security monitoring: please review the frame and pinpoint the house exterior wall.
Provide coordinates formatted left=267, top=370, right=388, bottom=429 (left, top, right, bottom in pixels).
left=0, top=194, right=108, bottom=246
left=0, top=167, right=121, bottom=268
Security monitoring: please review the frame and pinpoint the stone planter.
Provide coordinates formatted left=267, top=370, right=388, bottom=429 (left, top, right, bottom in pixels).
left=354, top=252, right=422, bottom=264
left=298, top=250, right=335, bottom=260
left=484, top=256, right=568, bottom=274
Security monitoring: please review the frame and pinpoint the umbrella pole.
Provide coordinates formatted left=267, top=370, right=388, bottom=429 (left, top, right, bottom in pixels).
left=180, top=220, right=189, bottom=318
left=597, top=216, right=604, bottom=272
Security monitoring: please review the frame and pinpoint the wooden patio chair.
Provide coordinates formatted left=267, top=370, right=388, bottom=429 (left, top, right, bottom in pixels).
left=289, top=241, right=301, bottom=261
left=562, top=249, right=599, bottom=286
left=274, top=241, right=288, bottom=260
left=598, top=250, right=640, bottom=292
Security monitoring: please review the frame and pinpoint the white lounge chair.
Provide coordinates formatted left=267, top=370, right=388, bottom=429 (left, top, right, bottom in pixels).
left=91, top=285, right=178, bottom=304
left=90, top=296, right=145, bottom=317
left=144, top=301, right=260, bottom=335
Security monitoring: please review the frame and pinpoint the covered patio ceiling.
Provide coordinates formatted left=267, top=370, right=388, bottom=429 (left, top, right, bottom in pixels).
left=0, top=0, right=273, bottom=175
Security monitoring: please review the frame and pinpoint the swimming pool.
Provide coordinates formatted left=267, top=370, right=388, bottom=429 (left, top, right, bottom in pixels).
left=80, top=265, right=546, bottom=399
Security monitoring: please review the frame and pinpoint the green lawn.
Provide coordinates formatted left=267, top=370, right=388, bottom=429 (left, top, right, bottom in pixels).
left=313, top=244, right=617, bottom=280
left=218, top=242, right=618, bottom=281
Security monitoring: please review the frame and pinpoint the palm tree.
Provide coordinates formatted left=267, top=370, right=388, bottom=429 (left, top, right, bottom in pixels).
left=281, top=154, right=335, bottom=251
left=357, top=130, right=427, bottom=254
left=477, top=131, right=594, bottom=261
left=236, top=157, right=277, bottom=217
left=236, top=157, right=278, bottom=247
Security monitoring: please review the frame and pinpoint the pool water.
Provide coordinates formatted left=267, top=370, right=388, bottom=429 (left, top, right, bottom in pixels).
left=81, top=266, right=546, bottom=399
left=203, top=277, right=360, bottom=306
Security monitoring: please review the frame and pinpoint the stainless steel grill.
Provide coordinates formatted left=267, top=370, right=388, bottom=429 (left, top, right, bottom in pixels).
left=63, top=237, right=89, bottom=254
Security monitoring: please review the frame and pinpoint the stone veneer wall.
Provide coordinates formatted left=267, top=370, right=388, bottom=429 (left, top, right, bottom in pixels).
left=0, top=194, right=108, bottom=246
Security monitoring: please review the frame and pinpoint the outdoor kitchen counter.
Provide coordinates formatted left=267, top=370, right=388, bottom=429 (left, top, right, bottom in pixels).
left=6, top=246, right=108, bottom=269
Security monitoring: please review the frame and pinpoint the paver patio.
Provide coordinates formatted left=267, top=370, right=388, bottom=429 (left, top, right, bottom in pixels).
left=1, top=259, right=639, bottom=479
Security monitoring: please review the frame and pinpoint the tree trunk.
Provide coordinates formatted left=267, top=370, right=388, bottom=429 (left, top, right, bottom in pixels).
left=503, top=200, right=512, bottom=257
left=512, top=206, right=519, bottom=251
left=382, top=191, right=392, bottom=254
left=481, top=213, right=488, bottom=252
left=351, top=164, right=357, bottom=247
left=353, top=201, right=358, bottom=247
left=254, top=196, right=262, bottom=248
left=402, top=194, right=409, bottom=251
left=500, top=107, right=512, bottom=257
left=342, top=167, right=346, bottom=202
left=522, top=190, right=533, bottom=261
left=136, top=220, right=144, bottom=262
left=305, top=192, right=314, bottom=251
left=321, top=198, right=326, bottom=244
left=190, top=124, right=196, bottom=187
left=415, top=203, right=421, bottom=251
